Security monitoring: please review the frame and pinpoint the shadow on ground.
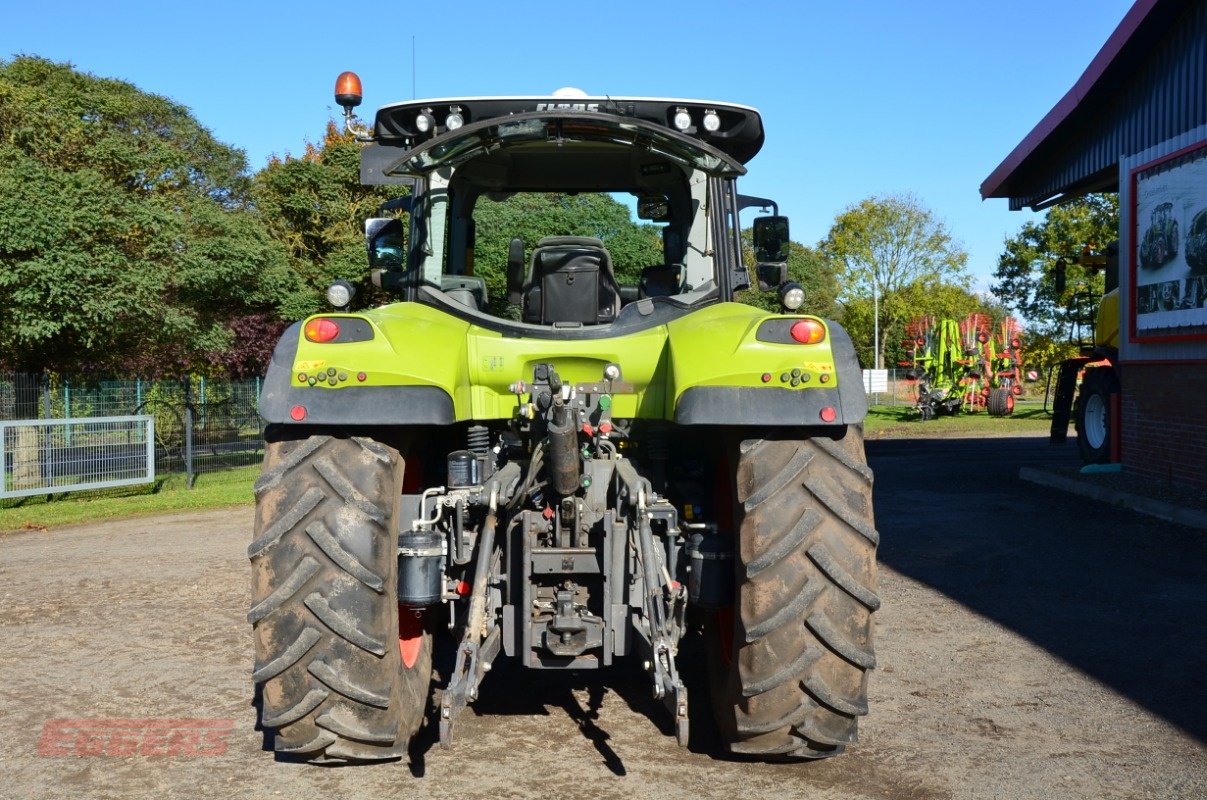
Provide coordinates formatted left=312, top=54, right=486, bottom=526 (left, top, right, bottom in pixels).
left=868, top=435, right=1207, bottom=743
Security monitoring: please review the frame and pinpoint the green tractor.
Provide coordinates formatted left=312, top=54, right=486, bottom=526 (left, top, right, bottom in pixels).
left=248, top=74, right=879, bottom=764
left=1139, top=201, right=1178, bottom=269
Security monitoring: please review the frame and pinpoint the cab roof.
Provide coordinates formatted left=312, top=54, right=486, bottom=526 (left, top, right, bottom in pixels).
left=371, top=95, right=765, bottom=165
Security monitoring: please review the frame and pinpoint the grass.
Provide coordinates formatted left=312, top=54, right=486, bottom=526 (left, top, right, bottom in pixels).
left=863, top=399, right=1062, bottom=438
left=2, top=402, right=1066, bottom=532
left=0, top=465, right=258, bottom=533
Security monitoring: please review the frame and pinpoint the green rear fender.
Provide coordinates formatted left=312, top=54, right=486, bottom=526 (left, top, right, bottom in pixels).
left=259, top=304, right=472, bottom=425
left=260, top=301, right=866, bottom=427
left=666, top=303, right=867, bottom=426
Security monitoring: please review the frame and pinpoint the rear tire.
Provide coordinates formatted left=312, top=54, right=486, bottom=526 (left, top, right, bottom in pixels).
left=709, top=428, right=879, bottom=759
left=249, top=432, right=431, bottom=762
left=1076, top=370, right=1116, bottom=464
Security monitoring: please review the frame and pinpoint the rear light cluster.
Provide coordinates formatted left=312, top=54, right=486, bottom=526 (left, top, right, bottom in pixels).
left=305, top=318, right=341, bottom=342
left=755, top=316, right=828, bottom=346
left=302, top=316, right=375, bottom=344
left=752, top=316, right=835, bottom=421
left=790, top=319, right=825, bottom=344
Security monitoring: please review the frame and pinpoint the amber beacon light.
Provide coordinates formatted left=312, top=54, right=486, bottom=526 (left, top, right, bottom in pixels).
left=335, top=71, right=363, bottom=110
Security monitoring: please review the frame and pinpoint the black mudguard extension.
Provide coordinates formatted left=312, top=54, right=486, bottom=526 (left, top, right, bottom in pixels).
left=258, top=323, right=455, bottom=426
left=674, top=321, right=868, bottom=426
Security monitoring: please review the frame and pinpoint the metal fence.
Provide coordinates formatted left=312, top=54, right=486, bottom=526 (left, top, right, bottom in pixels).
left=0, top=375, right=264, bottom=489
left=0, top=416, right=155, bottom=499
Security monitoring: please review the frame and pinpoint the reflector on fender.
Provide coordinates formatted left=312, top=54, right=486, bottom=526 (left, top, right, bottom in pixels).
left=304, top=318, right=341, bottom=342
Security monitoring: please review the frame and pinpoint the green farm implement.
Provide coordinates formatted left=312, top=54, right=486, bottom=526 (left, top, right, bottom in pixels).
left=903, top=313, right=1025, bottom=420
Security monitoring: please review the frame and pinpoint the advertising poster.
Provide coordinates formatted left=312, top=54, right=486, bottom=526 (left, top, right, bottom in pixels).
left=1132, top=141, right=1207, bottom=338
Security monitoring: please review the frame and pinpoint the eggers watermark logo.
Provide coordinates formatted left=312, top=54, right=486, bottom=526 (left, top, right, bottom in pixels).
left=38, top=718, right=233, bottom=757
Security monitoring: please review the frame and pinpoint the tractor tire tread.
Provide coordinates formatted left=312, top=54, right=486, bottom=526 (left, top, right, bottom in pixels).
left=250, top=434, right=430, bottom=763
left=714, top=428, right=878, bottom=760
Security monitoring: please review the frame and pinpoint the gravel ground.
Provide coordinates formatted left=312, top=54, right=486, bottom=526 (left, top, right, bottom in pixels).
left=0, top=436, right=1203, bottom=800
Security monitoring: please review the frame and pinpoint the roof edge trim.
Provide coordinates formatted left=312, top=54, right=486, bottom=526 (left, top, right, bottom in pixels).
left=980, top=0, right=1160, bottom=200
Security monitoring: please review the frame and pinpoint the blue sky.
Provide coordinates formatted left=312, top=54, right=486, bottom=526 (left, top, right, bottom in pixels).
left=4, top=0, right=1134, bottom=294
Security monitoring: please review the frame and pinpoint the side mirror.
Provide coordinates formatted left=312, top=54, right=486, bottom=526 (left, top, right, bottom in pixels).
left=636, top=195, right=670, bottom=222
left=1053, top=258, right=1067, bottom=296
left=753, top=215, right=790, bottom=264
left=366, top=218, right=405, bottom=268
left=756, top=263, right=788, bottom=292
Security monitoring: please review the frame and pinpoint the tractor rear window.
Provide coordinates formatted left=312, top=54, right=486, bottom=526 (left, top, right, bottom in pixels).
left=462, top=192, right=672, bottom=320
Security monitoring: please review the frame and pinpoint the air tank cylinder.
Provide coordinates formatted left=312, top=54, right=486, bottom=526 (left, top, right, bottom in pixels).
left=686, top=530, right=734, bottom=610
left=397, top=530, right=444, bottom=606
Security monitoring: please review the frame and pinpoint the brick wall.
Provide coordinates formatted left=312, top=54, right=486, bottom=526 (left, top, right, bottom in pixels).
left=1120, top=363, right=1207, bottom=490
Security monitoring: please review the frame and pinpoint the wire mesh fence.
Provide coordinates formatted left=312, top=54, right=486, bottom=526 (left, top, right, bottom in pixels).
left=0, top=374, right=264, bottom=488
left=0, top=416, right=155, bottom=499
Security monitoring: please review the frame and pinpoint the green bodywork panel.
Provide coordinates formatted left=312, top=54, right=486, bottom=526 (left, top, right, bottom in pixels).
left=287, top=301, right=842, bottom=422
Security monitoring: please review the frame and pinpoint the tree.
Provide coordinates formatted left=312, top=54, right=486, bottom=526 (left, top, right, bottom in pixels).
left=821, top=194, right=970, bottom=368
left=251, top=122, right=402, bottom=316
left=990, top=194, right=1118, bottom=334
left=0, top=56, right=298, bottom=390
left=736, top=233, right=842, bottom=320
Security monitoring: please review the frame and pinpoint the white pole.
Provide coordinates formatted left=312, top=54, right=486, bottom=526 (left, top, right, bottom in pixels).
left=873, top=277, right=880, bottom=371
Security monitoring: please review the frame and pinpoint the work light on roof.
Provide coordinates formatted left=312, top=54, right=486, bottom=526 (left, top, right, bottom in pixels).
left=702, top=110, right=721, bottom=132
left=415, top=109, right=435, bottom=134
left=445, top=107, right=465, bottom=131
left=672, top=108, right=692, bottom=131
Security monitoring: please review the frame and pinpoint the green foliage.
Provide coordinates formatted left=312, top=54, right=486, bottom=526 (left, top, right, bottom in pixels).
left=991, top=194, right=1118, bottom=334
left=471, top=193, right=663, bottom=315
left=251, top=122, right=402, bottom=316
left=736, top=231, right=842, bottom=319
left=821, top=194, right=971, bottom=368
left=1015, top=329, right=1078, bottom=377
left=0, top=56, right=297, bottom=376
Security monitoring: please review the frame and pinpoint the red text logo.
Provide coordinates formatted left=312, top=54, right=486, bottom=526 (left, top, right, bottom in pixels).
left=38, top=718, right=233, bottom=757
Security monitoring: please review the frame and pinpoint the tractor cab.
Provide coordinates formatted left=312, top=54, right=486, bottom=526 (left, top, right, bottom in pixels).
left=342, top=86, right=785, bottom=328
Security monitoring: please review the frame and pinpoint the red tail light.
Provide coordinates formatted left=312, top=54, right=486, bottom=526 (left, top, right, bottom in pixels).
left=790, top=319, right=826, bottom=344
left=304, top=318, right=341, bottom=343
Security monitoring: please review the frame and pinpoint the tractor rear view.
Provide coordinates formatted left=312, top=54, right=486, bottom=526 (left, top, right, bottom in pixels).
left=247, top=74, right=879, bottom=764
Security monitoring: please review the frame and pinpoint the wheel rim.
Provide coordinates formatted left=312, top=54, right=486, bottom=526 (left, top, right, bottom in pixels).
left=1084, top=393, right=1108, bottom=449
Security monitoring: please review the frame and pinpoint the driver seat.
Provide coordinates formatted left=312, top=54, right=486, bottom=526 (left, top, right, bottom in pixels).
left=522, top=237, right=621, bottom=325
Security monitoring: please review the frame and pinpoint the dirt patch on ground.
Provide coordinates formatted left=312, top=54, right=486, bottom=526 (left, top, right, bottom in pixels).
left=1, top=438, right=1204, bottom=800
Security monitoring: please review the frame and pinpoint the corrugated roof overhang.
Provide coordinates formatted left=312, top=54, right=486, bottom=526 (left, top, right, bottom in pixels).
left=981, top=0, right=1205, bottom=210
